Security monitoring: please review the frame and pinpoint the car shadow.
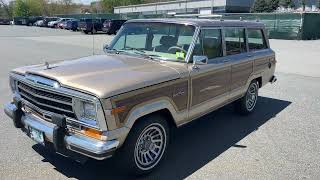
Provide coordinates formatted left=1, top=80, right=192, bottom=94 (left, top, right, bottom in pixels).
left=32, top=96, right=291, bottom=179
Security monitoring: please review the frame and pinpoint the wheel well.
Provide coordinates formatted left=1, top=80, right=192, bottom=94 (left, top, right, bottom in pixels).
left=255, top=77, right=262, bottom=88
left=135, top=109, right=177, bottom=129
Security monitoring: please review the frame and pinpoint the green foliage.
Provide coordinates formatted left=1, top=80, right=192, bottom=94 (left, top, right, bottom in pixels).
left=279, top=0, right=295, bottom=8
left=251, top=0, right=279, bottom=12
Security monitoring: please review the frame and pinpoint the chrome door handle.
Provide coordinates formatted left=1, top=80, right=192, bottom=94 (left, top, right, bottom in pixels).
left=223, top=59, right=229, bottom=63
left=247, top=54, right=252, bottom=57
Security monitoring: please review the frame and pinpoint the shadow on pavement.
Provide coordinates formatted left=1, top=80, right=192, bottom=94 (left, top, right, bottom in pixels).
left=32, top=96, right=291, bottom=179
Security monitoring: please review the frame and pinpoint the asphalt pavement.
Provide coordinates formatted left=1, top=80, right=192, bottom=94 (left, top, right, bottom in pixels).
left=0, top=25, right=319, bottom=180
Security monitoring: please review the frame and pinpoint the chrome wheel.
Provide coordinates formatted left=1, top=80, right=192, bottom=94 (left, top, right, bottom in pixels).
left=246, top=82, right=258, bottom=111
left=134, top=123, right=166, bottom=171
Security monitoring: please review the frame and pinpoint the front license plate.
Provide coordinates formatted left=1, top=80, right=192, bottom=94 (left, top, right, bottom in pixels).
left=28, top=127, right=44, bottom=144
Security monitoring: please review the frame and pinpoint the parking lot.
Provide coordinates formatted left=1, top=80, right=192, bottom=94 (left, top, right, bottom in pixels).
left=0, top=25, right=319, bottom=179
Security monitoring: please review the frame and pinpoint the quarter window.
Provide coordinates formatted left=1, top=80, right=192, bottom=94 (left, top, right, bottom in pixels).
left=225, top=28, right=246, bottom=55
left=247, top=29, right=268, bottom=51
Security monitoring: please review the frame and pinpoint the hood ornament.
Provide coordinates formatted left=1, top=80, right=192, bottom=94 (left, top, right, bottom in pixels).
left=45, top=61, right=50, bottom=69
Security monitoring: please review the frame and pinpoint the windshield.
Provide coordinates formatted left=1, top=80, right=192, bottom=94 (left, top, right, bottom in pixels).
left=108, top=22, right=196, bottom=62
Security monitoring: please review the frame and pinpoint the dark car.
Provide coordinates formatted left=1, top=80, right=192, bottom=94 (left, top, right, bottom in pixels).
left=66, top=19, right=79, bottom=31
left=0, top=18, right=11, bottom=25
left=42, top=17, right=59, bottom=27
left=78, top=18, right=107, bottom=34
left=102, top=20, right=126, bottom=35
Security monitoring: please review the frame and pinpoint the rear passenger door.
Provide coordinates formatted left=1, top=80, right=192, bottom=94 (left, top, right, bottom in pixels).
left=189, top=28, right=231, bottom=119
left=224, top=27, right=254, bottom=96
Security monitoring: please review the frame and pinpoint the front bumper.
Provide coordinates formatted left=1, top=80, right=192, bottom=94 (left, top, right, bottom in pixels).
left=4, top=102, right=119, bottom=160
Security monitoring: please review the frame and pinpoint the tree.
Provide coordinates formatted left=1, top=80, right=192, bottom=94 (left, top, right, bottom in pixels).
left=251, top=0, right=279, bottom=12
left=14, top=0, right=30, bottom=17
left=279, top=0, right=295, bottom=8
left=0, top=0, right=13, bottom=17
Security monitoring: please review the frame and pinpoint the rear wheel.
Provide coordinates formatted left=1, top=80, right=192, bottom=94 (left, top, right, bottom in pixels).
left=91, top=28, right=97, bottom=34
left=118, top=114, right=170, bottom=175
left=235, top=80, right=259, bottom=115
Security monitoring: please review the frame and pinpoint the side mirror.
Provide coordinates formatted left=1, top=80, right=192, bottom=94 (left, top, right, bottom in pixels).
left=103, top=43, right=109, bottom=53
left=193, top=55, right=208, bottom=66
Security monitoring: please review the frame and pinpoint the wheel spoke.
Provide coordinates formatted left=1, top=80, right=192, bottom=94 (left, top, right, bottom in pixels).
left=146, top=152, right=154, bottom=162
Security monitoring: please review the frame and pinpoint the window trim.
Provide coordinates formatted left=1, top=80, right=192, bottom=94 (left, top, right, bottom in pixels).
left=247, top=28, right=269, bottom=52
left=223, top=27, right=248, bottom=56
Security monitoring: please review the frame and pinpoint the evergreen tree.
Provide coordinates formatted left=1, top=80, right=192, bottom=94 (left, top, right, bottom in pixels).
left=279, top=0, right=295, bottom=8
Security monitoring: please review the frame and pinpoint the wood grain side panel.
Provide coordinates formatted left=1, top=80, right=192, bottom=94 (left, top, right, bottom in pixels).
left=111, top=80, right=188, bottom=127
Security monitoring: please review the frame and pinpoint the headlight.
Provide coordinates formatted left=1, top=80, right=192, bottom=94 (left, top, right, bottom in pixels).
left=9, top=76, right=17, bottom=92
left=73, top=99, right=98, bottom=126
left=81, top=102, right=96, bottom=120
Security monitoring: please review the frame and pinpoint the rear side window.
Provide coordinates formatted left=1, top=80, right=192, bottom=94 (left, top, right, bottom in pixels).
left=247, top=29, right=268, bottom=51
left=225, top=28, right=246, bottom=55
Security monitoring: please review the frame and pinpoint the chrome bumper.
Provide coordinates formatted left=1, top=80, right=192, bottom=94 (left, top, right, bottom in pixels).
left=4, top=102, right=119, bottom=160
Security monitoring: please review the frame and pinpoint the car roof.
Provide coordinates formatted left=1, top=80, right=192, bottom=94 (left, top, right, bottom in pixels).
left=126, top=18, right=265, bottom=28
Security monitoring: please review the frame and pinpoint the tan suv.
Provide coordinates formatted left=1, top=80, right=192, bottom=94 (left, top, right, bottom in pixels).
left=4, top=19, right=276, bottom=174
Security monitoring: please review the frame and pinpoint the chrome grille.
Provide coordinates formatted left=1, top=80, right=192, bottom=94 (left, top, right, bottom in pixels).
left=17, top=81, right=76, bottom=119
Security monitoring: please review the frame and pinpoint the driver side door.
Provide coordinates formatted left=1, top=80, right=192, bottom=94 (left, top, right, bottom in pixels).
left=188, top=28, right=232, bottom=120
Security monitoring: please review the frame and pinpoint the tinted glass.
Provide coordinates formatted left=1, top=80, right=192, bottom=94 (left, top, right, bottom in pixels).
left=201, top=29, right=223, bottom=59
left=247, top=29, right=268, bottom=51
left=225, top=28, right=246, bottom=55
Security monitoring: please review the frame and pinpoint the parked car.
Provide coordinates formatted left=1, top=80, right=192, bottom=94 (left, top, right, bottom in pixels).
left=102, top=20, right=126, bottom=34
left=34, top=20, right=44, bottom=27
left=58, top=21, right=68, bottom=29
left=48, top=18, right=71, bottom=28
left=79, top=18, right=107, bottom=34
left=0, top=18, right=11, bottom=25
left=4, top=19, right=277, bottom=175
left=66, top=19, right=79, bottom=31
left=42, top=17, right=59, bottom=27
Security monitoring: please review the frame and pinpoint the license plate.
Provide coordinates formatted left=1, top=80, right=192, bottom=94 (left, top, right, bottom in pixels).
left=28, top=126, right=44, bottom=144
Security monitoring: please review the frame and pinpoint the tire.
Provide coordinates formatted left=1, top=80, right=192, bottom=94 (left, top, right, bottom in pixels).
left=91, top=28, right=97, bottom=34
left=117, top=114, right=170, bottom=175
left=83, top=30, right=88, bottom=34
left=235, top=80, right=259, bottom=115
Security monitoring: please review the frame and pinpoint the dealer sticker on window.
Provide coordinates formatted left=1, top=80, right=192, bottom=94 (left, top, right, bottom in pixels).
left=176, top=52, right=185, bottom=60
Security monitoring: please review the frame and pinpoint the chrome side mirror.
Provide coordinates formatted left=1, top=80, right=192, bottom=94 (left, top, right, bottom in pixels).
left=193, top=55, right=208, bottom=66
left=103, top=43, right=109, bottom=52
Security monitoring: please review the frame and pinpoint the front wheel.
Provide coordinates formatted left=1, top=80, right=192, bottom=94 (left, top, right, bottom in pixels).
left=235, top=80, right=259, bottom=115
left=118, top=114, right=170, bottom=175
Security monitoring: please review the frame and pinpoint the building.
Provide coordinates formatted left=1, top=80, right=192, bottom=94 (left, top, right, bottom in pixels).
left=114, top=0, right=255, bottom=15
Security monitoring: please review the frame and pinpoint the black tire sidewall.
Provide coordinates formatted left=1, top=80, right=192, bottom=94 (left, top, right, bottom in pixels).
left=236, top=80, right=259, bottom=115
left=117, top=114, right=170, bottom=175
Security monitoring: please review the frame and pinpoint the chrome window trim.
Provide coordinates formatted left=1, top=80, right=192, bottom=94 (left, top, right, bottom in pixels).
left=10, top=73, right=108, bottom=131
left=185, top=26, right=201, bottom=63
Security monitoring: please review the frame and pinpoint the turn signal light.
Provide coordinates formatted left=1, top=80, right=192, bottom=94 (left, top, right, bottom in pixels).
left=81, top=128, right=106, bottom=140
left=111, top=106, right=126, bottom=115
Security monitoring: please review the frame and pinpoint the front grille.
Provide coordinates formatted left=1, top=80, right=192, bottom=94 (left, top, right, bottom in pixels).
left=17, top=81, right=76, bottom=119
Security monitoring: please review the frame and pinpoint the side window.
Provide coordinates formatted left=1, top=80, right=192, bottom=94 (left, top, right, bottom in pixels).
left=201, top=29, right=223, bottom=59
left=247, top=29, right=268, bottom=51
left=224, top=28, right=246, bottom=55
left=192, top=28, right=223, bottom=60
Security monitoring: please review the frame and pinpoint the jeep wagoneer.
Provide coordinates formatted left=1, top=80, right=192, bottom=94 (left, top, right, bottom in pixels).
left=4, top=19, right=276, bottom=174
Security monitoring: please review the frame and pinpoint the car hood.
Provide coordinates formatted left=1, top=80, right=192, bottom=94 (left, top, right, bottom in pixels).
left=12, top=54, right=184, bottom=98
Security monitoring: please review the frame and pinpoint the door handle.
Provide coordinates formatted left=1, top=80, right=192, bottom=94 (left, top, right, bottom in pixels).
left=223, top=59, right=229, bottom=63
left=247, top=54, right=252, bottom=57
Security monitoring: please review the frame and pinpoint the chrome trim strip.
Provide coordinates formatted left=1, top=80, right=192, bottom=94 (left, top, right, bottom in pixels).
left=20, top=93, right=74, bottom=114
left=18, top=83, right=72, bottom=106
left=185, top=26, right=201, bottom=63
